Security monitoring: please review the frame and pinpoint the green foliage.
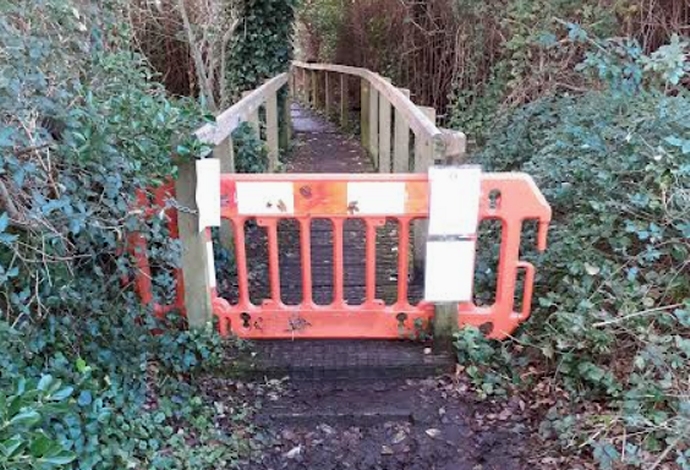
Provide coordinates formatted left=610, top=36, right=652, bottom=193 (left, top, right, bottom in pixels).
left=0, top=373, right=76, bottom=469
left=296, top=0, right=345, bottom=61
left=225, top=0, right=296, bottom=97
left=231, top=123, right=269, bottom=174
left=1, top=1, right=256, bottom=469
left=1, top=311, right=252, bottom=470
left=453, top=327, right=512, bottom=399
left=461, top=29, right=690, bottom=468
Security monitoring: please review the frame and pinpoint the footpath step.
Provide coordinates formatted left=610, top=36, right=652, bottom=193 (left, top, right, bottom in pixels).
left=241, top=340, right=454, bottom=382
left=256, top=379, right=426, bottom=427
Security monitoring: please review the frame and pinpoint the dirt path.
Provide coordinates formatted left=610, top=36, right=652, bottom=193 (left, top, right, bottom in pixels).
left=242, top=377, right=529, bottom=470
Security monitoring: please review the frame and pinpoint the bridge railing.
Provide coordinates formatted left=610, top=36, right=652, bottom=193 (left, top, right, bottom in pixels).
left=291, top=61, right=466, bottom=277
left=161, top=74, right=291, bottom=327
left=132, top=64, right=476, bottom=330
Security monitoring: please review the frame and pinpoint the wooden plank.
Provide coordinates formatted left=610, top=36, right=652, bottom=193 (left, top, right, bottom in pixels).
left=393, top=88, right=410, bottom=173
left=213, top=135, right=235, bottom=173
left=175, top=161, right=214, bottom=328
left=340, top=73, right=348, bottom=129
left=280, top=87, right=292, bottom=151
left=325, top=71, right=332, bottom=117
left=194, top=73, right=288, bottom=146
left=300, top=67, right=307, bottom=102
left=266, top=91, right=279, bottom=172
left=213, top=136, right=234, bottom=250
left=413, top=106, right=436, bottom=281
left=368, top=87, right=379, bottom=163
left=378, top=95, right=391, bottom=173
left=312, top=70, right=319, bottom=109
left=360, top=79, right=369, bottom=150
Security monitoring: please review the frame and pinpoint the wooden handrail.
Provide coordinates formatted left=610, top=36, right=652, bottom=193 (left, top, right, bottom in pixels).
left=292, top=61, right=442, bottom=143
left=194, top=72, right=289, bottom=146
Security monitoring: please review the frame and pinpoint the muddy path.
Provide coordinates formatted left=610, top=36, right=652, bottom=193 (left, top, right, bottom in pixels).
left=236, top=376, right=529, bottom=470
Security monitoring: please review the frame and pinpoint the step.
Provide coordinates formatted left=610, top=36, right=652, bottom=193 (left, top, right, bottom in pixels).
left=238, top=340, right=455, bottom=382
left=256, top=379, right=420, bottom=427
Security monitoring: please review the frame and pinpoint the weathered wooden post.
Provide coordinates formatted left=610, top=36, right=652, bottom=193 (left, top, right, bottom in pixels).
left=312, top=70, right=320, bottom=109
left=280, top=85, right=292, bottom=151
left=378, top=93, right=391, bottom=173
left=213, top=137, right=234, bottom=250
left=176, top=161, right=214, bottom=328
left=368, top=85, right=379, bottom=165
left=325, top=71, right=332, bottom=118
left=360, top=79, right=370, bottom=150
left=266, top=90, right=280, bottom=172
left=393, top=88, right=411, bottom=173
left=340, top=74, right=348, bottom=129
left=242, top=91, right=260, bottom=136
left=425, top=166, right=480, bottom=352
left=413, top=106, right=437, bottom=280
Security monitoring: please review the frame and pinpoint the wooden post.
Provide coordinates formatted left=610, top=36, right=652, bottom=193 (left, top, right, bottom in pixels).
left=434, top=303, right=459, bottom=352
left=378, top=96, right=391, bottom=173
left=393, top=88, right=411, bottom=173
left=176, top=161, right=214, bottom=328
left=360, top=79, right=370, bottom=150
left=312, top=70, right=319, bottom=109
left=266, top=91, right=279, bottom=172
left=213, top=137, right=235, bottom=250
left=368, top=86, right=379, bottom=165
left=325, top=71, right=332, bottom=118
left=280, top=87, right=292, bottom=151
left=413, top=106, right=437, bottom=281
left=301, top=67, right=307, bottom=103
left=242, top=91, right=260, bottom=136
left=340, top=74, right=348, bottom=129
left=440, top=128, right=467, bottom=164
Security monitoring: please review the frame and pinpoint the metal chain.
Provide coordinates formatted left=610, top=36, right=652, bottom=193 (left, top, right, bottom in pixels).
left=164, top=197, right=198, bottom=215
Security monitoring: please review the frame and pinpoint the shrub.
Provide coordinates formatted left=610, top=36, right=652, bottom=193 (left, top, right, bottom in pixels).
left=465, top=30, right=690, bottom=469
left=0, top=1, right=256, bottom=468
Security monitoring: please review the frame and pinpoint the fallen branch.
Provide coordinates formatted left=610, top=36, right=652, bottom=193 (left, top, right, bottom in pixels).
left=592, top=303, right=683, bottom=328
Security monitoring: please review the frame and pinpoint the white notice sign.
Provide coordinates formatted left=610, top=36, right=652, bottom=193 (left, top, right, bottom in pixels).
left=424, top=165, right=481, bottom=302
left=424, top=240, right=476, bottom=302
left=427, top=166, right=481, bottom=236
left=195, top=158, right=221, bottom=232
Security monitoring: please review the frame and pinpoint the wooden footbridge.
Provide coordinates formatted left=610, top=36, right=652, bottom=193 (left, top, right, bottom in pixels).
left=131, top=62, right=551, bottom=354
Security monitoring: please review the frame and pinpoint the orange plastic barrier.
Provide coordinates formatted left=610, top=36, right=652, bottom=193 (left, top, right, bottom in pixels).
left=128, top=182, right=185, bottom=319
left=130, top=173, right=551, bottom=339
left=209, top=173, right=551, bottom=339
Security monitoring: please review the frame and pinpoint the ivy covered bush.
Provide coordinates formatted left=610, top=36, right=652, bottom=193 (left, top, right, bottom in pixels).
left=225, top=0, right=297, bottom=97
left=1, top=1, right=256, bottom=468
left=460, top=29, right=690, bottom=469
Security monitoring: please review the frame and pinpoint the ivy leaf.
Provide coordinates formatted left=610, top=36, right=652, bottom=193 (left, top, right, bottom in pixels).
left=50, top=387, right=74, bottom=402
left=37, top=374, right=54, bottom=392
left=77, top=390, right=92, bottom=407
left=9, top=410, right=41, bottom=427
left=673, top=308, right=690, bottom=327
left=0, top=212, right=8, bottom=232
left=41, top=451, right=77, bottom=466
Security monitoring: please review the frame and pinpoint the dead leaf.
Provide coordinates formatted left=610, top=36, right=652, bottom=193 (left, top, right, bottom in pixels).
left=425, top=428, right=441, bottom=438
left=284, top=445, right=302, bottom=459
left=392, top=430, right=406, bottom=444
left=381, top=445, right=394, bottom=455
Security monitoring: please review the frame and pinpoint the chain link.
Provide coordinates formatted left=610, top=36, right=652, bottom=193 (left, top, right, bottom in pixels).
left=164, top=197, right=198, bottom=215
